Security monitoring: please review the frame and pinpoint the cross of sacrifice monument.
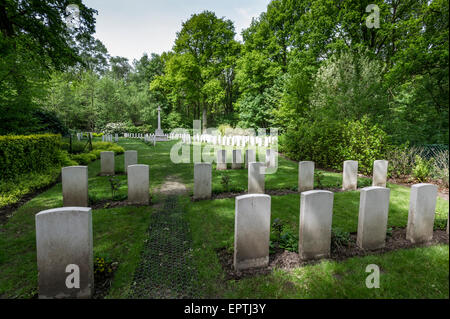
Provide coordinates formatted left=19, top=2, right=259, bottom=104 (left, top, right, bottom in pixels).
left=155, top=106, right=168, bottom=141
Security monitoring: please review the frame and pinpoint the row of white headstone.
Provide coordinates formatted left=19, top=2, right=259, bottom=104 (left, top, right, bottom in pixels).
left=169, top=132, right=278, bottom=148
left=76, top=132, right=93, bottom=141
left=214, top=149, right=276, bottom=170
left=124, top=132, right=169, bottom=140
left=62, top=150, right=149, bottom=206
left=35, top=178, right=447, bottom=298
left=194, top=153, right=387, bottom=199
left=233, top=183, right=447, bottom=271
left=101, top=134, right=119, bottom=142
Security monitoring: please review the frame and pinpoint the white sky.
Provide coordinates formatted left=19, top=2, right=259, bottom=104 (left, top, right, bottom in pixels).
left=84, top=0, right=271, bottom=62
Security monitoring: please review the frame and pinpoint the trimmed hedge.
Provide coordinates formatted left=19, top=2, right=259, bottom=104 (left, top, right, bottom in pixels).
left=0, top=134, right=62, bottom=180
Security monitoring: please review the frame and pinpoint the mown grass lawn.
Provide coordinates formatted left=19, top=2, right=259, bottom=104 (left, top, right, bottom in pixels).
left=0, top=139, right=448, bottom=298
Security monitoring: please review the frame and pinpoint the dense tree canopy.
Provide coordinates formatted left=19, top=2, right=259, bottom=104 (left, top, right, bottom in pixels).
left=0, top=0, right=448, bottom=146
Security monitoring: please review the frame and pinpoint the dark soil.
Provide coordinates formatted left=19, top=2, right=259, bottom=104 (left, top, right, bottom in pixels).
left=0, top=175, right=61, bottom=225
left=90, top=198, right=152, bottom=210
left=217, top=228, right=449, bottom=280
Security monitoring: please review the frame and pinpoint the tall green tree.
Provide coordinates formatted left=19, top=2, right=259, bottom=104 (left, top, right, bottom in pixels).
left=0, top=0, right=97, bottom=134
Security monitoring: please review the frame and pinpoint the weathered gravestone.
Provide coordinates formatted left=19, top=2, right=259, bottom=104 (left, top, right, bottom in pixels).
left=234, top=194, right=271, bottom=270
left=216, top=149, right=227, bottom=170
left=62, top=166, right=88, bottom=207
left=342, top=160, right=358, bottom=191
left=194, top=163, right=212, bottom=200
left=406, top=183, right=438, bottom=243
left=298, top=161, right=314, bottom=192
left=232, top=149, right=243, bottom=169
left=245, top=149, right=256, bottom=168
left=248, top=162, right=265, bottom=194
left=100, top=151, right=115, bottom=175
left=357, top=186, right=390, bottom=250
left=127, top=164, right=149, bottom=205
left=35, top=207, right=93, bottom=299
left=372, top=160, right=389, bottom=187
left=299, top=190, right=334, bottom=260
left=265, top=149, right=275, bottom=168
left=124, top=150, right=138, bottom=173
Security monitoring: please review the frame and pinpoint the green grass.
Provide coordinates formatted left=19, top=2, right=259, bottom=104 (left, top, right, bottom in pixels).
left=222, top=245, right=449, bottom=298
left=0, top=138, right=448, bottom=298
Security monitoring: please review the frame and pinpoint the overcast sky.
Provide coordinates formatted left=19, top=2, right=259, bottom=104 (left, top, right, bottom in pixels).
left=84, top=0, right=271, bottom=63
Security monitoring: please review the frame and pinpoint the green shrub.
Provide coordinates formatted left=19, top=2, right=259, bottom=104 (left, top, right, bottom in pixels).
left=92, top=132, right=104, bottom=137
left=57, top=150, right=78, bottom=166
left=71, top=153, right=97, bottom=165
left=92, top=141, right=114, bottom=150
left=108, top=145, right=124, bottom=155
left=280, top=117, right=388, bottom=174
left=386, top=144, right=415, bottom=178
left=0, top=168, right=61, bottom=208
left=92, top=150, right=102, bottom=159
left=0, top=134, right=62, bottom=180
left=412, top=155, right=434, bottom=182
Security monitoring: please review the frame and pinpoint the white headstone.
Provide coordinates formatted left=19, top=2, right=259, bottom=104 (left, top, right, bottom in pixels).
left=127, top=164, right=149, bottom=205
left=234, top=194, right=271, bottom=270
left=372, top=160, right=389, bottom=187
left=299, top=190, right=334, bottom=260
left=232, top=149, right=242, bottom=169
left=36, top=207, right=93, bottom=299
left=357, top=186, right=390, bottom=250
left=124, top=150, right=138, bottom=173
left=248, top=162, right=265, bottom=194
left=194, top=163, right=212, bottom=200
left=62, top=166, right=88, bottom=207
left=406, top=183, right=438, bottom=243
left=298, top=161, right=314, bottom=192
left=100, top=151, right=115, bottom=175
left=343, top=160, right=358, bottom=190
left=245, top=149, right=256, bottom=169
left=217, top=149, right=227, bottom=170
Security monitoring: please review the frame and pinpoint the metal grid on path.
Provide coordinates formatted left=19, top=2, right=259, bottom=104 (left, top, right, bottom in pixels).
left=128, top=195, right=200, bottom=299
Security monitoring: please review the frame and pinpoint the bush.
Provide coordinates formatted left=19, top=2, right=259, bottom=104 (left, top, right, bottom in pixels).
left=92, top=141, right=114, bottom=150
left=108, top=145, right=124, bottom=155
left=386, top=144, right=416, bottom=178
left=57, top=150, right=78, bottom=166
left=0, top=134, right=62, bottom=180
left=431, top=150, right=449, bottom=188
left=280, top=117, right=388, bottom=174
left=71, top=153, right=97, bottom=165
left=412, top=155, right=434, bottom=182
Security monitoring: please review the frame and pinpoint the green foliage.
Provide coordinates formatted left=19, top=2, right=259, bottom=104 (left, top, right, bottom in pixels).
left=0, top=0, right=97, bottom=134
left=219, top=173, right=231, bottom=192
left=108, top=176, right=122, bottom=200
left=70, top=153, right=96, bottom=165
left=412, top=155, right=434, bottom=183
left=0, top=168, right=61, bottom=208
left=0, top=134, right=61, bottom=180
left=270, top=218, right=298, bottom=252
left=69, top=142, right=124, bottom=165
left=331, top=227, right=353, bottom=252
left=280, top=117, right=388, bottom=175
left=314, top=171, right=324, bottom=188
